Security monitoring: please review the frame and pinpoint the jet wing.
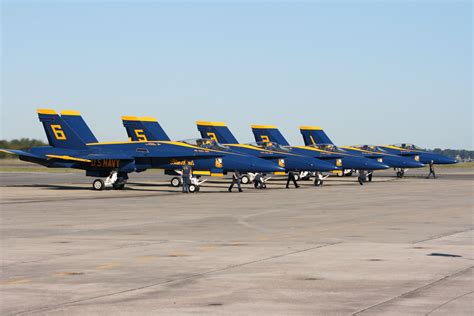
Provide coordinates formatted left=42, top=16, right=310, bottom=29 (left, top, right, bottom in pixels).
left=0, top=149, right=45, bottom=160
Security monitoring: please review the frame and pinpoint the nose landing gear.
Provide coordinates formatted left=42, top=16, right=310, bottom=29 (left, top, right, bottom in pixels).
left=92, top=171, right=128, bottom=191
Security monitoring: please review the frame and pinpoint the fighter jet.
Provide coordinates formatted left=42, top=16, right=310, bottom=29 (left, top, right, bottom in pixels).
left=195, top=121, right=339, bottom=187
left=0, top=110, right=283, bottom=192
left=250, top=125, right=390, bottom=185
left=377, top=144, right=457, bottom=170
left=299, top=126, right=425, bottom=179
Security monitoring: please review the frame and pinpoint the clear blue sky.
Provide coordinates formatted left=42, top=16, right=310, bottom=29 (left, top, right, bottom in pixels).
left=1, top=0, right=472, bottom=149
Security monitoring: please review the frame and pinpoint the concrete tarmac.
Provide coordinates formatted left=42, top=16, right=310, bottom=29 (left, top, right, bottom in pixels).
left=0, top=169, right=473, bottom=315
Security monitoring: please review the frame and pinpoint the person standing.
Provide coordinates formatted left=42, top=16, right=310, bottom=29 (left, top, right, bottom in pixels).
left=229, top=171, right=243, bottom=192
left=182, top=165, right=192, bottom=193
left=286, top=172, right=300, bottom=189
left=427, top=160, right=436, bottom=179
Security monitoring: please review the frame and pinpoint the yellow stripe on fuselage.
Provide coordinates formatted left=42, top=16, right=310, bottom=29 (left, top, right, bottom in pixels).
left=193, top=170, right=211, bottom=176
left=46, top=155, right=91, bottom=162
left=292, top=146, right=336, bottom=154
left=226, top=144, right=276, bottom=153
left=340, top=146, right=374, bottom=154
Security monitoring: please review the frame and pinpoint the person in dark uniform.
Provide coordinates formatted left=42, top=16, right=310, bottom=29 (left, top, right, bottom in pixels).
left=254, top=173, right=266, bottom=189
left=358, top=170, right=366, bottom=185
left=367, top=170, right=373, bottom=182
left=229, top=171, right=243, bottom=192
left=427, top=160, right=436, bottom=179
left=182, top=165, right=192, bottom=193
left=286, top=172, right=299, bottom=189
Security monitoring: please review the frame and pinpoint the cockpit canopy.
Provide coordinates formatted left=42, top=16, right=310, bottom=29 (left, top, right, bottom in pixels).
left=306, top=143, right=338, bottom=152
left=353, top=144, right=379, bottom=151
left=180, top=138, right=230, bottom=151
left=393, top=143, right=423, bottom=150
left=248, top=141, right=291, bottom=152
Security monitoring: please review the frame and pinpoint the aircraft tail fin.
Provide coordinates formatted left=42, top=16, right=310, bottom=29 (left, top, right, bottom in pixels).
left=196, top=121, right=239, bottom=144
left=37, top=109, right=88, bottom=149
left=251, top=125, right=290, bottom=146
left=60, top=110, right=98, bottom=143
left=299, top=126, right=334, bottom=145
left=121, top=116, right=170, bottom=141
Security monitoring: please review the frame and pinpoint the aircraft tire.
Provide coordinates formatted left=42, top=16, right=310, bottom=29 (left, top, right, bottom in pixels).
left=171, top=177, right=182, bottom=187
left=92, top=179, right=105, bottom=191
left=240, top=175, right=250, bottom=184
left=188, top=184, right=198, bottom=193
left=345, top=171, right=353, bottom=177
left=314, top=179, right=323, bottom=187
left=293, top=173, right=300, bottom=181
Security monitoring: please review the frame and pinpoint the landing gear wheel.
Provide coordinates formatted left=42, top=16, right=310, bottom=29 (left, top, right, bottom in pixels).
left=293, top=174, right=300, bottom=181
left=171, top=177, right=182, bottom=187
left=346, top=171, right=353, bottom=177
left=396, top=170, right=405, bottom=178
left=93, top=179, right=105, bottom=191
left=314, top=179, right=323, bottom=187
left=240, top=175, right=250, bottom=184
left=188, top=184, right=198, bottom=193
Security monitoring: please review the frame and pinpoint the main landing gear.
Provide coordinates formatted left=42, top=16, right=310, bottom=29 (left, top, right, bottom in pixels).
left=92, top=171, right=128, bottom=191
left=395, top=168, right=406, bottom=178
left=238, top=173, right=270, bottom=189
left=314, top=172, right=328, bottom=186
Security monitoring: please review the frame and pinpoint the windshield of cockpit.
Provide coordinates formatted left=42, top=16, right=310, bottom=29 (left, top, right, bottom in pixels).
left=307, top=143, right=338, bottom=152
left=394, top=143, right=422, bottom=150
left=353, top=144, right=378, bottom=152
left=180, top=138, right=230, bottom=151
left=250, top=141, right=291, bottom=152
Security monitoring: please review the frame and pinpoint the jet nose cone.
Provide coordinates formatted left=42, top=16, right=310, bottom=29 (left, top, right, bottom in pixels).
left=443, top=157, right=458, bottom=164
left=404, top=160, right=425, bottom=168
left=366, top=160, right=390, bottom=170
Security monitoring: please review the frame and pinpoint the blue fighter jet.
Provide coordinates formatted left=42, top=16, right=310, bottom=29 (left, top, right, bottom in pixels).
left=377, top=144, right=457, bottom=164
left=0, top=110, right=283, bottom=192
left=250, top=125, right=390, bottom=185
left=299, top=126, right=425, bottom=179
left=195, top=121, right=339, bottom=187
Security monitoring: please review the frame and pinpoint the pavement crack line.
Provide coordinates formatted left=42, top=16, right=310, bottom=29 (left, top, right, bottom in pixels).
left=0, top=240, right=168, bottom=269
left=351, top=265, right=474, bottom=315
left=425, top=290, right=474, bottom=315
left=12, top=242, right=341, bottom=315
left=413, top=228, right=473, bottom=244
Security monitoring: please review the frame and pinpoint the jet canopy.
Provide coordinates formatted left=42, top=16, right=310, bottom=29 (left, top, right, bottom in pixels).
left=248, top=141, right=291, bottom=153
left=352, top=144, right=380, bottom=152
left=306, top=143, right=338, bottom=152
left=180, top=138, right=230, bottom=151
left=393, top=143, right=424, bottom=150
